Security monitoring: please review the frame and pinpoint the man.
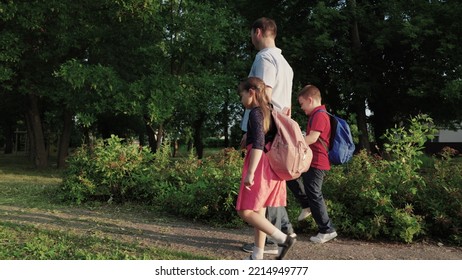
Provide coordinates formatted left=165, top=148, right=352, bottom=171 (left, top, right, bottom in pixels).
left=240, top=17, right=295, bottom=256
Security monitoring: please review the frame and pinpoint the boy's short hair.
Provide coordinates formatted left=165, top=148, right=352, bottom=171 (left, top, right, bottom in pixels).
left=298, top=85, right=321, bottom=101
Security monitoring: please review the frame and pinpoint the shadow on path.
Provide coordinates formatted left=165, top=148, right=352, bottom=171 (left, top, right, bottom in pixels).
left=1, top=205, right=461, bottom=260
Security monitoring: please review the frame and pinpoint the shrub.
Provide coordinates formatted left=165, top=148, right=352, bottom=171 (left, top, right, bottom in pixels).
left=416, top=148, right=462, bottom=245
left=61, top=137, right=244, bottom=227
left=321, top=115, right=437, bottom=243
left=60, top=114, right=461, bottom=243
left=323, top=151, right=399, bottom=240
left=61, top=135, right=157, bottom=204
left=157, top=148, right=243, bottom=227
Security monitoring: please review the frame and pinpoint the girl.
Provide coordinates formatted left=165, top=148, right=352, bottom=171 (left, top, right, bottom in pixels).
left=236, top=77, right=296, bottom=260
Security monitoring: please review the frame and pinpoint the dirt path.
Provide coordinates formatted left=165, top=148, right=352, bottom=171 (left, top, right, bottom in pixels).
left=1, top=205, right=461, bottom=260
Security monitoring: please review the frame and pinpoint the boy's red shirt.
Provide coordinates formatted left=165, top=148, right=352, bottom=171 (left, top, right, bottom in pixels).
left=306, top=105, right=331, bottom=170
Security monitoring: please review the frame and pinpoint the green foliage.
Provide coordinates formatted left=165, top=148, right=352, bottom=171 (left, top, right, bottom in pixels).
left=380, top=114, right=437, bottom=207
left=156, top=147, right=243, bottom=226
left=416, top=147, right=462, bottom=245
left=3, top=0, right=462, bottom=169
left=61, top=135, right=157, bottom=204
left=322, top=114, right=459, bottom=244
left=61, top=136, right=244, bottom=227
left=60, top=115, right=460, bottom=244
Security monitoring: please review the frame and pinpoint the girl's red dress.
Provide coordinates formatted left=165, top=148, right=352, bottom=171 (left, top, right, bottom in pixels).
left=235, top=144, right=287, bottom=211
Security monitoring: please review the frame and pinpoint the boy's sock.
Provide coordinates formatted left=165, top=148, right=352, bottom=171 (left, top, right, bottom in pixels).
left=270, top=229, right=287, bottom=244
left=252, top=246, right=264, bottom=260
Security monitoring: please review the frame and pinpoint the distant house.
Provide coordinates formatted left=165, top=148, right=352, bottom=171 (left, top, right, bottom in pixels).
left=425, top=125, right=462, bottom=155
left=435, top=128, right=462, bottom=143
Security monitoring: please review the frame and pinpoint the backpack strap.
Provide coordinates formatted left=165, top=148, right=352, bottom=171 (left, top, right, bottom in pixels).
left=309, top=109, right=330, bottom=152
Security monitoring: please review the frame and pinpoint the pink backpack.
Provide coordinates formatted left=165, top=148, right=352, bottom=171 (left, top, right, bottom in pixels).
left=267, top=108, right=312, bottom=180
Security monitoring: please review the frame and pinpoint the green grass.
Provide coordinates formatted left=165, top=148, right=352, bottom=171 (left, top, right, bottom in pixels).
left=0, top=221, right=205, bottom=260
left=0, top=153, right=211, bottom=260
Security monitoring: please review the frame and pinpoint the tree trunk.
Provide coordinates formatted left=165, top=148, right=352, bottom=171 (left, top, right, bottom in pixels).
left=156, top=123, right=164, bottom=151
left=193, top=114, right=205, bottom=159
left=57, top=108, right=73, bottom=169
left=145, top=122, right=157, bottom=153
left=349, top=0, right=370, bottom=152
left=355, top=101, right=371, bottom=152
left=25, top=111, right=35, bottom=161
left=3, top=123, right=14, bottom=154
left=172, top=139, right=179, bottom=157
left=222, top=94, right=230, bottom=147
left=25, top=93, right=48, bottom=168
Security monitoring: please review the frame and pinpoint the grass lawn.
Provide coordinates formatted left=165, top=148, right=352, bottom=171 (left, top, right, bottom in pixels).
left=0, top=153, right=210, bottom=260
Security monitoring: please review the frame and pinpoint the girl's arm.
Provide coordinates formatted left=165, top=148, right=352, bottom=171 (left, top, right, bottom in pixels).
left=243, top=149, right=263, bottom=189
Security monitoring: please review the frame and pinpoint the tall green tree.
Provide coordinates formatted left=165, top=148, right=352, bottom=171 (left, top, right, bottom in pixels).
left=1, top=0, right=83, bottom=167
left=250, top=0, right=462, bottom=150
left=358, top=0, right=462, bottom=145
left=147, top=0, right=248, bottom=158
left=2, top=0, right=461, bottom=167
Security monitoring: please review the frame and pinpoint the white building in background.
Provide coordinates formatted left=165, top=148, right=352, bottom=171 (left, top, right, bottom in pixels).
left=437, top=129, right=462, bottom=142
left=433, top=123, right=462, bottom=143
left=426, top=125, right=462, bottom=155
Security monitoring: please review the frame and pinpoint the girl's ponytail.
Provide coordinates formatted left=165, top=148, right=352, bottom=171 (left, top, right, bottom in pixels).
left=239, top=77, right=272, bottom=133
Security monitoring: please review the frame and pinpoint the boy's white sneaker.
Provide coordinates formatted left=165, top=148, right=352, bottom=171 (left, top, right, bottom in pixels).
left=309, top=231, right=338, bottom=244
left=297, top=208, right=312, bottom=221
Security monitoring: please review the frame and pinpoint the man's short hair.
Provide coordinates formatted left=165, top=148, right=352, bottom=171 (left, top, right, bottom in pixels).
left=252, top=17, right=277, bottom=37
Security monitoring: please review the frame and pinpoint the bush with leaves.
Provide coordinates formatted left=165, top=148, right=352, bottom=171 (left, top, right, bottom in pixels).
left=61, top=135, right=157, bottom=204
left=156, top=148, right=243, bottom=227
left=60, top=115, right=461, bottom=243
left=320, top=114, right=437, bottom=243
left=416, top=148, right=462, bottom=245
left=61, top=137, right=244, bottom=226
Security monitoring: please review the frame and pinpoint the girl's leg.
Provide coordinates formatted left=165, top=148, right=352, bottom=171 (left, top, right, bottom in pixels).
left=238, top=209, right=278, bottom=236
left=240, top=208, right=273, bottom=260
left=254, top=208, right=267, bottom=251
left=238, top=208, right=296, bottom=260
left=250, top=208, right=266, bottom=259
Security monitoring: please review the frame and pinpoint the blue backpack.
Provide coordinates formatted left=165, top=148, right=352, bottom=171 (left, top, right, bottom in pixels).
left=310, top=110, right=355, bottom=165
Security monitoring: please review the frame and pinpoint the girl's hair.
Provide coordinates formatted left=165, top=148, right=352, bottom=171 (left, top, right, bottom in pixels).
left=239, top=77, right=272, bottom=133
left=251, top=17, right=277, bottom=38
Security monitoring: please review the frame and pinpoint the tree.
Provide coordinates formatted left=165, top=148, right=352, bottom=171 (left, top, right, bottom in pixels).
left=2, top=0, right=461, bottom=167
left=1, top=0, right=79, bottom=167
left=250, top=0, right=462, bottom=151
left=149, top=0, right=248, bottom=158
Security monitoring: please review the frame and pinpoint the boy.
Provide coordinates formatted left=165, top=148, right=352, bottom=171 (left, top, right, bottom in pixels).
left=288, top=85, right=337, bottom=243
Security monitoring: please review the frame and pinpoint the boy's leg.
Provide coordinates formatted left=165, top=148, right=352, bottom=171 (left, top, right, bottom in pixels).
left=287, top=178, right=312, bottom=221
left=287, top=177, right=310, bottom=209
left=301, top=168, right=335, bottom=234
